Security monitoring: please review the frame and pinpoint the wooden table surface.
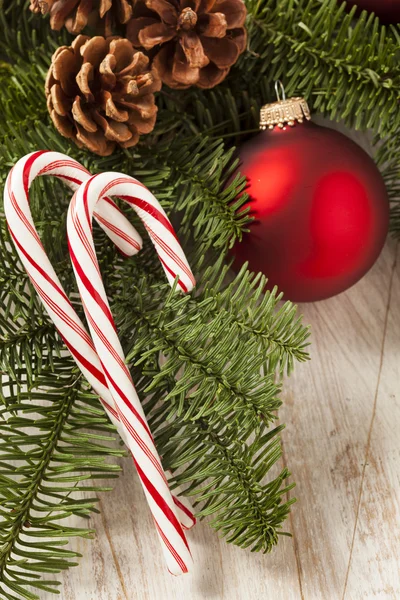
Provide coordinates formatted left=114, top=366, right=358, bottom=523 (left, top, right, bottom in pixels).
left=38, top=238, right=400, bottom=600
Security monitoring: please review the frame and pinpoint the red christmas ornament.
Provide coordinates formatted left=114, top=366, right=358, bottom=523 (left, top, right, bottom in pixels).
left=233, top=90, right=389, bottom=303
left=345, top=0, right=400, bottom=23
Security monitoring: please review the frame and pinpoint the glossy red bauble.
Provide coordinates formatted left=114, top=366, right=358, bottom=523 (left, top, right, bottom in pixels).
left=233, top=122, right=389, bottom=302
left=345, top=0, right=400, bottom=23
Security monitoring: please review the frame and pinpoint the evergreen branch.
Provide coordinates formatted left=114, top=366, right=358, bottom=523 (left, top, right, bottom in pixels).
left=376, top=128, right=400, bottom=236
left=0, top=359, right=123, bottom=599
left=0, top=323, right=57, bottom=387
left=197, top=260, right=310, bottom=375
left=146, top=138, right=251, bottom=250
left=124, top=296, right=282, bottom=430
left=160, top=417, right=294, bottom=552
left=247, top=0, right=400, bottom=120
left=131, top=347, right=295, bottom=553
left=207, top=0, right=400, bottom=135
left=110, top=263, right=308, bottom=552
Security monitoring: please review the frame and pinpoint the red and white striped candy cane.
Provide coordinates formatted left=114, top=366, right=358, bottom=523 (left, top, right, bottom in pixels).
left=67, top=172, right=196, bottom=575
left=3, top=151, right=195, bottom=534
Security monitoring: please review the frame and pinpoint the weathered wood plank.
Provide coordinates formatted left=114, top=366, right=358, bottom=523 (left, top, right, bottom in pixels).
left=279, top=240, right=396, bottom=599
left=344, top=243, right=400, bottom=599
left=39, top=453, right=301, bottom=600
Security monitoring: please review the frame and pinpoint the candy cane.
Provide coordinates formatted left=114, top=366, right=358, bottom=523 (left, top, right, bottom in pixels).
left=3, top=151, right=196, bottom=533
left=67, top=172, right=196, bottom=575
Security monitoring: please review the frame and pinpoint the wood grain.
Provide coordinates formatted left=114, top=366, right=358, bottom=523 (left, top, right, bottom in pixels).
left=343, top=243, right=400, bottom=599
left=53, top=461, right=301, bottom=600
left=280, top=240, right=398, bottom=600
left=35, top=240, right=400, bottom=600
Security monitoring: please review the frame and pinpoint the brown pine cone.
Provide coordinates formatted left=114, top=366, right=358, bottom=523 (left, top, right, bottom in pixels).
left=30, top=0, right=133, bottom=35
left=29, top=0, right=52, bottom=15
left=126, top=0, right=247, bottom=89
left=45, top=36, right=161, bottom=156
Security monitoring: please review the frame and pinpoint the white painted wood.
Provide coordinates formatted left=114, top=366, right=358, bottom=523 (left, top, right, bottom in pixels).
left=52, top=460, right=301, bottom=600
left=344, top=243, right=400, bottom=600
left=280, top=240, right=397, bottom=600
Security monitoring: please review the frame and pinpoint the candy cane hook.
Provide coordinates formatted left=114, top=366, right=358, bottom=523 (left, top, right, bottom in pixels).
left=67, top=172, right=196, bottom=575
left=5, top=150, right=143, bottom=255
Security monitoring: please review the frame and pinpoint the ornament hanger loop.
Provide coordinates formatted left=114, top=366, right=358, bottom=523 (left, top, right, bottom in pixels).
left=275, top=80, right=286, bottom=102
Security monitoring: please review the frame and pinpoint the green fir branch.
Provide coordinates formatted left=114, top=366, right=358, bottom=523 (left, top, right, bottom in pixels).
left=0, top=359, right=123, bottom=599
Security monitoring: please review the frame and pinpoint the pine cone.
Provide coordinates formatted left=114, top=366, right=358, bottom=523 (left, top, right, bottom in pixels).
left=30, top=0, right=133, bottom=34
left=45, top=36, right=161, bottom=156
left=126, top=0, right=247, bottom=89
left=29, top=0, right=51, bottom=15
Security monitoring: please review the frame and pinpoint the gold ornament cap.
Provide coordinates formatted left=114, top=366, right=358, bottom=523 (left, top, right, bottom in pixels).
left=260, top=82, right=311, bottom=130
